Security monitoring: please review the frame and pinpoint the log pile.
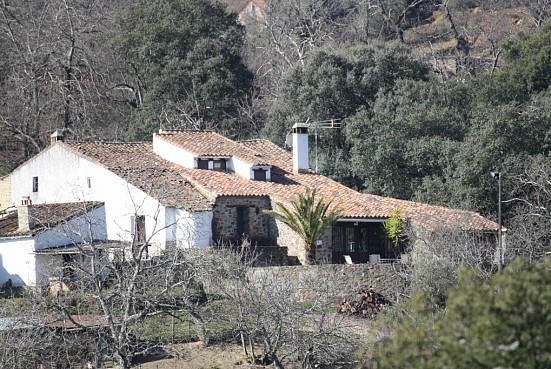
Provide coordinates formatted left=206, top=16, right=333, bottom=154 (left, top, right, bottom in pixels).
left=338, top=287, right=392, bottom=319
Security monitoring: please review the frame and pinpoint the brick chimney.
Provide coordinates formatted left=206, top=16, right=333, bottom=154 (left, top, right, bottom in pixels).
left=292, top=123, right=309, bottom=173
left=50, top=130, right=64, bottom=144
left=17, top=196, right=34, bottom=232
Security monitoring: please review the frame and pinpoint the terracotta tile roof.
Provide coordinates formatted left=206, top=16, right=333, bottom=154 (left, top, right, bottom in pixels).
left=360, top=194, right=498, bottom=232
left=0, top=202, right=103, bottom=237
left=61, top=142, right=213, bottom=211
left=177, top=139, right=391, bottom=219
left=181, top=138, right=497, bottom=231
left=56, top=134, right=496, bottom=232
left=155, top=130, right=271, bottom=166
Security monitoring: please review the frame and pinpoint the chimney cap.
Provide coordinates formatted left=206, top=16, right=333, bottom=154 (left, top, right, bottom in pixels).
left=50, top=130, right=65, bottom=143
left=51, top=130, right=64, bottom=138
left=292, top=123, right=309, bottom=134
left=20, top=196, right=32, bottom=206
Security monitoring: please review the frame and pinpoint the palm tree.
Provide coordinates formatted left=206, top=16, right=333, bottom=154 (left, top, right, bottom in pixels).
left=264, top=189, right=342, bottom=265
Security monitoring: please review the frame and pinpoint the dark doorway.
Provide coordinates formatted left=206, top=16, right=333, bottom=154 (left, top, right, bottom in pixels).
left=236, top=207, right=250, bottom=238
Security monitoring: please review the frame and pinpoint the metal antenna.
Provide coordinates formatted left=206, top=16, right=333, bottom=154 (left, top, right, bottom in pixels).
left=293, top=118, right=342, bottom=172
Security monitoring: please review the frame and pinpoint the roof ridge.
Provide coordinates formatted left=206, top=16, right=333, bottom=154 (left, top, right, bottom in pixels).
left=157, top=129, right=216, bottom=134
left=64, top=141, right=149, bottom=145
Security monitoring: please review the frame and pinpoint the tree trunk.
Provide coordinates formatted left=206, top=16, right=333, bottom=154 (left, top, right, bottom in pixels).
left=304, top=245, right=316, bottom=265
left=116, top=351, right=131, bottom=369
left=190, top=310, right=209, bottom=345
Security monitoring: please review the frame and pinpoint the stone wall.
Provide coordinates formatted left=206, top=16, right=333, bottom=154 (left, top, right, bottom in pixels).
left=212, top=196, right=272, bottom=244
left=249, top=264, right=405, bottom=304
left=268, top=200, right=332, bottom=265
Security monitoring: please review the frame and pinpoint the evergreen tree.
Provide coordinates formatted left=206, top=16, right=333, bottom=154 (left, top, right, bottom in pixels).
left=112, top=0, right=253, bottom=139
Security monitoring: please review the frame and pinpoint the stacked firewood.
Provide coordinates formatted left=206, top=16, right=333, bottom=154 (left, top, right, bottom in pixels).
left=338, top=287, right=392, bottom=319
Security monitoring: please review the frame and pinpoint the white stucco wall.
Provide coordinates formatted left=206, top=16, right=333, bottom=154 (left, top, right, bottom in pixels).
left=232, top=158, right=253, bottom=179
left=10, top=144, right=84, bottom=205
left=152, top=134, right=195, bottom=168
left=10, top=142, right=214, bottom=252
left=34, top=254, right=63, bottom=286
left=0, top=237, right=36, bottom=286
left=165, top=208, right=213, bottom=248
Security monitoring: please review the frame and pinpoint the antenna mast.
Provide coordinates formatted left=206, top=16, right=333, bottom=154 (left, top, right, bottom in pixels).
left=290, top=118, right=342, bottom=173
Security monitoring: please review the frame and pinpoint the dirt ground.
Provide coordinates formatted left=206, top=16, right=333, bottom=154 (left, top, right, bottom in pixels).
left=130, top=315, right=371, bottom=369
left=133, top=342, right=270, bottom=369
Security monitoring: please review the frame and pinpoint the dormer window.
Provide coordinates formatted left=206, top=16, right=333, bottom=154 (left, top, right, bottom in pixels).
left=196, top=157, right=228, bottom=170
left=253, top=168, right=267, bottom=181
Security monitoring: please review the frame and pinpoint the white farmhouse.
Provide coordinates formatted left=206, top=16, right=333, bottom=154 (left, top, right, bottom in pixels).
left=3, top=128, right=499, bottom=287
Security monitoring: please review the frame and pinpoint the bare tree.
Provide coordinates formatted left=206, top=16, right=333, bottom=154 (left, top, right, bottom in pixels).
left=40, top=194, right=213, bottom=368
left=205, top=248, right=364, bottom=369
left=505, top=154, right=551, bottom=264
left=0, top=0, right=130, bottom=167
left=401, top=225, right=497, bottom=302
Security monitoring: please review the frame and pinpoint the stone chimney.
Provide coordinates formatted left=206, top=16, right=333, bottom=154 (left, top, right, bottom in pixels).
left=292, top=123, right=309, bottom=173
left=50, top=130, right=64, bottom=144
left=17, top=196, right=34, bottom=232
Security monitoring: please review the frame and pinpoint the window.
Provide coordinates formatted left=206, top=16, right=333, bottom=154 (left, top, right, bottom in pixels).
left=87, top=177, right=92, bottom=188
left=62, top=254, right=76, bottom=279
left=32, top=176, right=38, bottom=192
left=213, top=159, right=226, bottom=170
left=253, top=169, right=267, bottom=181
left=197, top=158, right=227, bottom=170
left=197, top=159, right=209, bottom=169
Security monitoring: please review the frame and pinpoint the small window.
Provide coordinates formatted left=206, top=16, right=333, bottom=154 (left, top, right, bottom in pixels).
left=87, top=177, right=92, bottom=188
left=253, top=169, right=267, bottom=181
left=213, top=159, right=226, bottom=170
left=32, top=177, right=38, bottom=192
left=197, top=159, right=209, bottom=169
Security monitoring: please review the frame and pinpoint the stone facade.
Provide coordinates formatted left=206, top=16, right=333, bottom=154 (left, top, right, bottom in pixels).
left=212, top=196, right=272, bottom=245
left=212, top=196, right=336, bottom=264
left=269, top=200, right=333, bottom=265
left=248, top=264, right=405, bottom=304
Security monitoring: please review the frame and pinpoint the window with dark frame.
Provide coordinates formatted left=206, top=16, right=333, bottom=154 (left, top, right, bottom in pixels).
left=197, top=159, right=209, bottom=169
left=213, top=159, right=227, bottom=170
left=253, top=169, right=267, bottom=181
left=197, top=158, right=227, bottom=170
left=87, top=177, right=91, bottom=188
left=32, top=176, right=38, bottom=192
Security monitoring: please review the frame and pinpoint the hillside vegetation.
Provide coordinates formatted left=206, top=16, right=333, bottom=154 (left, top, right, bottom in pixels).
left=2, top=2, right=551, bottom=368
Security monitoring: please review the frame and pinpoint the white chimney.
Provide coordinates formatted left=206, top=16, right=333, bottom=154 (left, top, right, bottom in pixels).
left=17, top=196, right=34, bottom=232
left=292, top=123, right=309, bottom=173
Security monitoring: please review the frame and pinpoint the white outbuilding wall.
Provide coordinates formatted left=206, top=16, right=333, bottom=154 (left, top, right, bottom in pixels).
left=0, top=237, right=36, bottom=286
left=165, top=208, right=213, bottom=248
